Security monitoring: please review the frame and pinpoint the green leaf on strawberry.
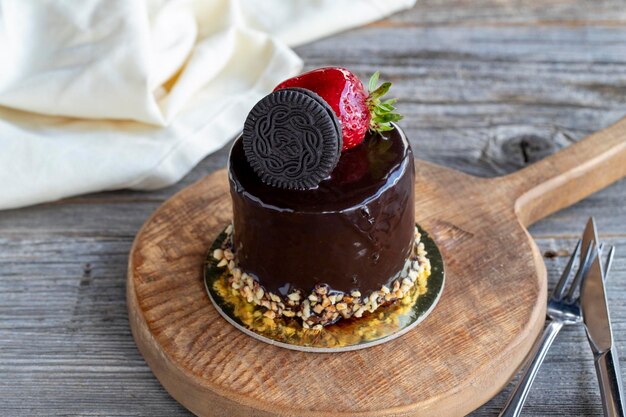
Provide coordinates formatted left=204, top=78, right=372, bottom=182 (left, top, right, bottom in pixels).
left=367, top=71, right=403, bottom=134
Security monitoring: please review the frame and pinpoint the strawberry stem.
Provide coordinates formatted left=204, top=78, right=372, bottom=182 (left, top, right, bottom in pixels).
left=366, top=71, right=403, bottom=133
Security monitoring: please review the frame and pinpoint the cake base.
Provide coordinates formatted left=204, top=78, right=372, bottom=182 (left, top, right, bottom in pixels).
left=204, top=224, right=444, bottom=353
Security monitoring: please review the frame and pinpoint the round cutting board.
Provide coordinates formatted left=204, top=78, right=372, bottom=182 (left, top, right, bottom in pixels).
left=127, top=119, right=626, bottom=417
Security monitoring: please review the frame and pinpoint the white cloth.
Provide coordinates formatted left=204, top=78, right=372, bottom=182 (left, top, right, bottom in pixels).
left=0, top=0, right=415, bottom=210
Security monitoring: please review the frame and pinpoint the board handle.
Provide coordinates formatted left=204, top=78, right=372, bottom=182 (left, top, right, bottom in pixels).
left=499, top=117, right=626, bottom=227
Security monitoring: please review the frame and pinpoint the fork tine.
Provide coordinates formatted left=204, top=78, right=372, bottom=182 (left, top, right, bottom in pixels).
left=603, top=246, right=615, bottom=282
left=552, top=239, right=581, bottom=300
left=565, top=240, right=595, bottom=302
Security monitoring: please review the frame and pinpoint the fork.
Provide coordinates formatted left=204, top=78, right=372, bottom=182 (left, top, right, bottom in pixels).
left=499, top=239, right=599, bottom=417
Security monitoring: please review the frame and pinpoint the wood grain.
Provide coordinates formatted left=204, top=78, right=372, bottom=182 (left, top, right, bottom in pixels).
left=2, top=1, right=626, bottom=416
left=126, top=117, right=625, bottom=416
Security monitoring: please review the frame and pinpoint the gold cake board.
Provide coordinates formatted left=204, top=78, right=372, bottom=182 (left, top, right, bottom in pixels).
left=204, top=225, right=444, bottom=353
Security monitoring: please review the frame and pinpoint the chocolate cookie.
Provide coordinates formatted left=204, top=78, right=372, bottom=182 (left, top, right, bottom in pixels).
left=242, top=88, right=342, bottom=190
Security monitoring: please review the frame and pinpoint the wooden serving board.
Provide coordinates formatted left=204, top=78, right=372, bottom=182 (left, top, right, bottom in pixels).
left=127, top=118, right=626, bottom=417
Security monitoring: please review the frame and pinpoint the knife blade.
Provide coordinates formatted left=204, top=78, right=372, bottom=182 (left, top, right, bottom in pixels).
left=582, top=217, right=600, bottom=277
left=581, top=223, right=625, bottom=417
left=582, top=254, right=613, bottom=354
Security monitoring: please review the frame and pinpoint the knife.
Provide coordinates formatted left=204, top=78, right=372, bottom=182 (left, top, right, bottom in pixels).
left=582, top=217, right=599, bottom=279
left=581, top=223, right=625, bottom=417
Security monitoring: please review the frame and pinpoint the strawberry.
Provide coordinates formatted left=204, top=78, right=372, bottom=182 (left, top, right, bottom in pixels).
left=274, top=67, right=402, bottom=151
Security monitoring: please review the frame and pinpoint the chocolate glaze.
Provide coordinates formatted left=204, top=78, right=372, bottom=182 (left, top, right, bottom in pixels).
left=228, top=124, right=415, bottom=296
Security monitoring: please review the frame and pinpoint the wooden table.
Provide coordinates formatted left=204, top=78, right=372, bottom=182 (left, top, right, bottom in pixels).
left=1, top=1, right=625, bottom=416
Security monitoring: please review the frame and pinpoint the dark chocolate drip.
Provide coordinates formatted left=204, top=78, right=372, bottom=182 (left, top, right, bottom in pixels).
left=228, top=125, right=415, bottom=295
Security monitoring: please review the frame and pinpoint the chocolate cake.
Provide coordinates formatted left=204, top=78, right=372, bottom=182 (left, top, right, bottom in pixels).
left=212, top=67, right=430, bottom=328
left=230, top=126, right=415, bottom=291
